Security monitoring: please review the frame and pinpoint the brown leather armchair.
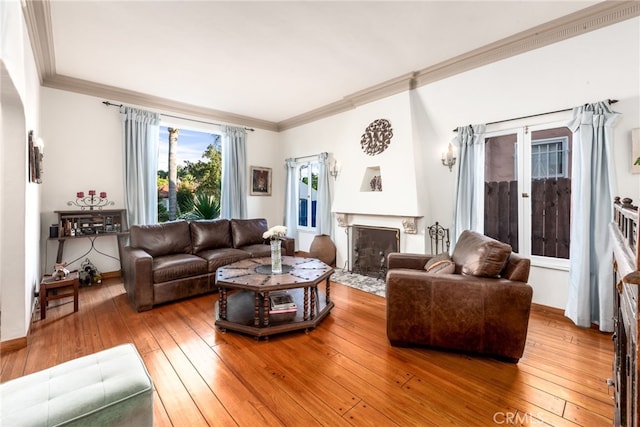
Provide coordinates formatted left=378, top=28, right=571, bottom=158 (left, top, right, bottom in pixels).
left=386, top=230, right=533, bottom=362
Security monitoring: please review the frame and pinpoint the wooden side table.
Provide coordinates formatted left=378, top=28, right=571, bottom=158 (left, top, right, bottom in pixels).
left=40, top=271, right=79, bottom=320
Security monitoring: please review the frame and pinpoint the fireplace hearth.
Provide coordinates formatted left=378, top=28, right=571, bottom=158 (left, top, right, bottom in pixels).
left=350, top=225, right=400, bottom=278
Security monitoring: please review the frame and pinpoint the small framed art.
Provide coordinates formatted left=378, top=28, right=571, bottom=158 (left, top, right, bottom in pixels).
left=250, top=166, right=272, bottom=196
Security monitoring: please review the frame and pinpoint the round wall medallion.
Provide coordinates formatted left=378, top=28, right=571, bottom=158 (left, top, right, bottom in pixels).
left=360, top=119, right=393, bottom=155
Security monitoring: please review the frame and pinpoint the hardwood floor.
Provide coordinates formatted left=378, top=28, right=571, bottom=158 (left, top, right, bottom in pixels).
left=1, top=278, right=614, bottom=426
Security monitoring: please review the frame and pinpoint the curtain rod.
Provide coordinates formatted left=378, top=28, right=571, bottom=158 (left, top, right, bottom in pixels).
left=102, top=101, right=255, bottom=132
left=452, top=99, right=618, bottom=132
left=288, top=152, right=328, bottom=162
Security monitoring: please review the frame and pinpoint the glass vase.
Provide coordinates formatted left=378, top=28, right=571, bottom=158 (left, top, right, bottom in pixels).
left=270, top=239, right=282, bottom=274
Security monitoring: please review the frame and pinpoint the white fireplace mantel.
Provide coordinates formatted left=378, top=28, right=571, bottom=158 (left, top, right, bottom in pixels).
left=335, top=212, right=422, bottom=234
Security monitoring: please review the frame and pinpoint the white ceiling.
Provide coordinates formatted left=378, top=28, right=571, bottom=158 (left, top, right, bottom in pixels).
left=44, top=1, right=601, bottom=128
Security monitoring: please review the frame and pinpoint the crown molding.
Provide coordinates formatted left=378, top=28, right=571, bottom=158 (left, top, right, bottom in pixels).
left=277, top=1, right=640, bottom=131
left=42, top=74, right=280, bottom=132
left=23, top=1, right=640, bottom=133
left=277, top=72, right=418, bottom=131
left=411, top=0, right=640, bottom=88
left=22, top=0, right=55, bottom=83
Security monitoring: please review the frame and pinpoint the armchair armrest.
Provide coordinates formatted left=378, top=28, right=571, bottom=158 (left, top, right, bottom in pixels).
left=280, top=236, right=295, bottom=256
left=122, top=247, right=154, bottom=312
left=387, top=252, right=432, bottom=270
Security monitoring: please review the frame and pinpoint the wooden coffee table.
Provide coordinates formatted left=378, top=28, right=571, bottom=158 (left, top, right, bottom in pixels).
left=215, top=256, right=334, bottom=338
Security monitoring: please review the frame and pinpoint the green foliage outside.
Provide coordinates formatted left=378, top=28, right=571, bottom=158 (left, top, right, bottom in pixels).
left=301, top=173, right=319, bottom=190
left=158, top=140, right=222, bottom=222
left=178, top=193, right=221, bottom=220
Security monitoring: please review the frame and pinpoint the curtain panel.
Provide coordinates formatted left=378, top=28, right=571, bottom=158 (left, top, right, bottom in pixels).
left=120, top=106, right=160, bottom=226
left=452, top=124, right=486, bottom=248
left=220, top=126, right=248, bottom=219
left=284, top=152, right=332, bottom=247
left=316, top=152, right=332, bottom=237
left=565, top=101, right=620, bottom=332
left=284, top=159, right=298, bottom=248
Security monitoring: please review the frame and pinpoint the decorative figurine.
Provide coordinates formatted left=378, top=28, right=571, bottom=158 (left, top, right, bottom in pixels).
left=52, top=262, right=70, bottom=281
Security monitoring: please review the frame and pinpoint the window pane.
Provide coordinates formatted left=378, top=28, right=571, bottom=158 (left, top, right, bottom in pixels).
left=298, top=165, right=309, bottom=227
left=530, top=128, right=572, bottom=259
left=310, top=163, right=319, bottom=228
left=484, top=133, right=519, bottom=252
left=157, top=126, right=221, bottom=223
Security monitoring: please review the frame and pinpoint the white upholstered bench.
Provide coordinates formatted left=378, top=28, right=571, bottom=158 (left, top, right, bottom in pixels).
left=0, top=343, right=153, bottom=426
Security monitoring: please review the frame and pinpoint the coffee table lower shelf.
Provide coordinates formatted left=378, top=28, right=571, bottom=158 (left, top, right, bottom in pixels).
left=215, top=288, right=334, bottom=338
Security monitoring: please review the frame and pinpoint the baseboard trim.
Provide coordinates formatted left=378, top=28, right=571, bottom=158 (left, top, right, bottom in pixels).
left=531, top=302, right=564, bottom=316
left=1, top=336, right=28, bottom=352
left=101, top=270, right=121, bottom=280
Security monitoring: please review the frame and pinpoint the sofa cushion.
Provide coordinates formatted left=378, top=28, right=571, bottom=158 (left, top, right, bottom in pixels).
left=424, top=253, right=455, bottom=274
left=190, top=219, right=232, bottom=253
left=197, top=248, right=251, bottom=272
left=131, top=221, right=191, bottom=257
left=452, top=230, right=511, bottom=277
left=152, top=254, right=208, bottom=283
left=231, top=218, right=268, bottom=248
left=240, top=243, right=273, bottom=258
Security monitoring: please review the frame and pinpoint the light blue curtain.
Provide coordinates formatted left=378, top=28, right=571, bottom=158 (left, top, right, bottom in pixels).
left=452, top=124, right=486, bottom=248
left=565, top=101, right=620, bottom=332
left=284, top=159, right=298, bottom=248
left=120, top=106, right=160, bottom=226
left=316, top=152, right=332, bottom=236
left=220, top=126, right=247, bottom=219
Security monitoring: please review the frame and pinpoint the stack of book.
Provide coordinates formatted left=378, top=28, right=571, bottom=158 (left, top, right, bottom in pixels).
left=269, top=291, right=297, bottom=314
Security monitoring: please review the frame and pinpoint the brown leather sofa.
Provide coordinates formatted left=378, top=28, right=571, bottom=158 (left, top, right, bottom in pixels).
left=122, top=218, right=294, bottom=312
left=386, top=230, right=533, bottom=362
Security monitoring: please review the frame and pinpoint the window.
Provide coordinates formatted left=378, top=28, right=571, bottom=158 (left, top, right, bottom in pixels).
left=484, top=124, right=572, bottom=263
left=157, top=126, right=222, bottom=222
left=297, top=161, right=319, bottom=229
left=531, top=136, right=569, bottom=179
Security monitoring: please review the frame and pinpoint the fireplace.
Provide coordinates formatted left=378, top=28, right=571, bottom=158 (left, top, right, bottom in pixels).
left=350, top=225, right=400, bottom=278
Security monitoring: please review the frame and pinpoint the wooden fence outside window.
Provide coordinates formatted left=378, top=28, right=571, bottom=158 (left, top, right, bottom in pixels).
left=484, top=178, right=571, bottom=259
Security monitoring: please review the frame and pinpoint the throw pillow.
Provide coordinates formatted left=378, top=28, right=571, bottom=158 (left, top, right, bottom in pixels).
left=452, top=230, right=512, bottom=277
left=424, top=253, right=455, bottom=274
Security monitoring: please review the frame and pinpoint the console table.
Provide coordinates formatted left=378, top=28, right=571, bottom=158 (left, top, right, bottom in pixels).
left=51, top=209, right=127, bottom=264
left=611, top=197, right=640, bottom=426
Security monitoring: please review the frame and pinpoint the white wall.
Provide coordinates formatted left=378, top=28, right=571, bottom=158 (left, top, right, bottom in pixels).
left=281, top=17, right=640, bottom=309
left=39, top=88, right=283, bottom=274
left=1, top=0, right=42, bottom=342
left=29, top=15, right=640, bottom=317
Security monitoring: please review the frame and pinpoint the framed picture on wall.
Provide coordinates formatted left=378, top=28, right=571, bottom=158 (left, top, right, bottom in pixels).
left=250, top=166, right=272, bottom=196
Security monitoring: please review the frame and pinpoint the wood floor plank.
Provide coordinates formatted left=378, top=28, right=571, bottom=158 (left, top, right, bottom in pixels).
left=2, top=279, right=615, bottom=426
left=151, top=307, right=284, bottom=426
left=213, top=339, right=352, bottom=425
left=259, top=336, right=362, bottom=418
left=144, top=316, right=237, bottom=426
left=142, top=348, right=209, bottom=427
left=342, top=400, right=400, bottom=426
left=563, top=400, right=612, bottom=426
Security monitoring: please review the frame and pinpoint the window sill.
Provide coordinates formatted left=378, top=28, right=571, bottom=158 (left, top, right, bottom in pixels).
left=530, top=255, right=569, bottom=272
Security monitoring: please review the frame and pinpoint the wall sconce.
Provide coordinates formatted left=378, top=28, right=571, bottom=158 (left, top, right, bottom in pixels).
left=330, top=160, right=341, bottom=180
left=441, top=143, right=456, bottom=172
